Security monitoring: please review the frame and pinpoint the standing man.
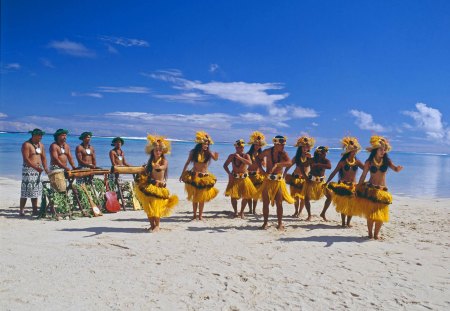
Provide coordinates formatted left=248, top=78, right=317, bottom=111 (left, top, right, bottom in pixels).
left=20, top=128, right=49, bottom=216
left=76, top=131, right=96, bottom=168
left=49, top=129, right=76, bottom=171
left=256, top=135, right=295, bottom=230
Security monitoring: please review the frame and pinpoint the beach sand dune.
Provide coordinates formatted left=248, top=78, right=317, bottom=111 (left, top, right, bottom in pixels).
left=1, top=177, right=449, bottom=310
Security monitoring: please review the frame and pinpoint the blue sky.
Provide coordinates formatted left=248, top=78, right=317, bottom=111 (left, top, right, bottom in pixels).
left=1, top=0, right=450, bottom=152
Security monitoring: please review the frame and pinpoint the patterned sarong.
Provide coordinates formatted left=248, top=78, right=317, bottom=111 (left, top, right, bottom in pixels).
left=21, top=164, right=42, bottom=198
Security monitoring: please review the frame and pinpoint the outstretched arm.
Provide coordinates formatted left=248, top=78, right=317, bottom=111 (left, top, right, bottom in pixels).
left=326, top=161, right=343, bottom=184
left=388, top=160, right=403, bottom=172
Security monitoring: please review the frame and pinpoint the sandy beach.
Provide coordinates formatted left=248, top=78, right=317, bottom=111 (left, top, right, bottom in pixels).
left=1, top=176, right=449, bottom=310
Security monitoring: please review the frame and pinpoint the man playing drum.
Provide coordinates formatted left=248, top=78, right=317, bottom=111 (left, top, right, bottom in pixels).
left=49, top=129, right=76, bottom=171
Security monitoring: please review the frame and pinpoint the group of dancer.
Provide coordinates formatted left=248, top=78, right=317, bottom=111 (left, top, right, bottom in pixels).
left=20, top=128, right=402, bottom=239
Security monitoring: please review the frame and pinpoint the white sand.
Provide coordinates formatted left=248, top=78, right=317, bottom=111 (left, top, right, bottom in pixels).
left=1, top=176, right=449, bottom=310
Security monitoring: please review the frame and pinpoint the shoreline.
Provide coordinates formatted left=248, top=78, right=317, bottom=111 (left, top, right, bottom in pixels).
left=1, top=176, right=449, bottom=309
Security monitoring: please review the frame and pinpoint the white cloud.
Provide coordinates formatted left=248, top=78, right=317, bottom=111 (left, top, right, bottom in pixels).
left=106, top=44, right=119, bottom=54
left=403, top=103, right=450, bottom=144
left=5, top=63, right=21, bottom=70
left=209, top=64, right=219, bottom=73
left=153, top=92, right=209, bottom=103
left=0, top=112, right=7, bottom=118
left=48, top=39, right=96, bottom=58
left=97, top=86, right=150, bottom=94
left=349, top=110, right=386, bottom=132
left=312, top=122, right=319, bottom=127
left=100, top=36, right=149, bottom=47
left=40, top=58, right=55, bottom=68
left=71, top=92, right=103, bottom=98
left=290, top=106, right=319, bottom=118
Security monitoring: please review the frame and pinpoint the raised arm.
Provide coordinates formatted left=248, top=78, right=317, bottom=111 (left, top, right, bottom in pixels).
left=283, top=159, right=295, bottom=178
left=235, top=153, right=252, bottom=166
left=388, top=159, right=403, bottom=173
left=209, top=149, right=219, bottom=161
left=256, top=151, right=267, bottom=174
left=326, top=161, right=343, bottom=184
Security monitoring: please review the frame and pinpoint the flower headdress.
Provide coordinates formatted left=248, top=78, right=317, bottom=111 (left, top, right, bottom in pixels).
left=145, top=134, right=171, bottom=154
left=247, top=131, right=266, bottom=146
left=366, top=135, right=391, bottom=152
left=314, top=146, right=329, bottom=154
left=340, top=136, right=361, bottom=156
left=234, top=139, right=245, bottom=147
left=272, top=135, right=287, bottom=145
left=195, top=131, right=214, bottom=145
left=294, top=135, right=315, bottom=148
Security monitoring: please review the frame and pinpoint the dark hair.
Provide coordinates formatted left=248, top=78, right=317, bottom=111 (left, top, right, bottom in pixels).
left=367, top=149, right=390, bottom=166
left=192, top=143, right=211, bottom=163
left=247, top=144, right=261, bottom=159
left=146, top=150, right=165, bottom=174
left=294, top=147, right=304, bottom=166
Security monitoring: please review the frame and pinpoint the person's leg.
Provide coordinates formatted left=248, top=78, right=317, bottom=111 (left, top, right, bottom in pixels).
left=148, top=217, right=155, bottom=231
left=320, top=191, right=332, bottom=221
left=252, top=199, right=257, bottom=214
left=239, top=199, right=248, bottom=218
left=292, top=198, right=299, bottom=217
left=19, top=198, right=27, bottom=216
left=367, top=219, right=374, bottom=239
left=31, top=198, right=39, bottom=216
left=275, top=191, right=284, bottom=230
left=261, top=191, right=270, bottom=229
left=198, top=202, right=205, bottom=220
left=153, top=217, right=161, bottom=232
left=231, top=198, right=238, bottom=217
left=305, top=196, right=312, bottom=221
left=341, top=214, right=346, bottom=227
left=192, top=203, right=198, bottom=220
left=346, top=216, right=353, bottom=227
left=299, top=199, right=305, bottom=216
left=374, top=221, right=383, bottom=239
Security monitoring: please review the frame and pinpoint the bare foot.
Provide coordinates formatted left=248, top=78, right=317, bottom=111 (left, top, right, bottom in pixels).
left=291, top=213, right=298, bottom=217
left=152, top=226, right=160, bottom=232
left=341, top=224, right=346, bottom=228
left=276, top=224, right=285, bottom=231
left=374, top=235, right=384, bottom=240
left=261, top=223, right=270, bottom=230
left=368, top=234, right=373, bottom=239
left=239, top=212, right=245, bottom=219
left=191, top=216, right=197, bottom=221
left=305, top=216, right=312, bottom=221
left=346, top=224, right=353, bottom=228
left=198, top=216, right=203, bottom=221
left=19, top=210, right=26, bottom=217
left=320, top=212, right=328, bottom=221
left=233, top=213, right=239, bottom=218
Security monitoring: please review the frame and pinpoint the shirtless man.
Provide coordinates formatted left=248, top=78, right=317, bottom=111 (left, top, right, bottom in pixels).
left=302, top=146, right=332, bottom=221
left=76, top=131, right=96, bottom=169
left=109, top=137, right=130, bottom=166
left=49, top=129, right=76, bottom=171
left=179, top=131, right=219, bottom=220
left=223, top=139, right=255, bottom=218
left=20, top=128, right=49, bottom=216
left=256, top=135, right=295, bottom=230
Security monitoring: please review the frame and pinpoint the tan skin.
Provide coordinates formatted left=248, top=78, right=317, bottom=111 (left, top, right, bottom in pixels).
left=146, top=147, right=168, bottom=232
left=20, top=134, right=49, bottom=215
left=358, top=147, right=403, bottom=240
left=75, top=135, right=97, bottom=168
left=245, top=144, right=265, bottom=214
left=179, top=143, right=219, bottom=220
left=284, top=145, right=311, bottom=218
left=302, top=151, right=332, bottom=221
left=50, top=134, right=76, bottom=171
left=325, top=151, right=364, bottom=227
left=109, top=141, right=130, bottom=166
left=256, top=143, right=292, bottom=230
left=223, top=144, right=253, bottom=218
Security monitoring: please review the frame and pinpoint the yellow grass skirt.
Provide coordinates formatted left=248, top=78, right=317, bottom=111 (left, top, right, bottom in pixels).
left=257, top=178, right=295, bottom=206
left=134, top=181, right=178, bottom=218
left=302, top=180, right=326, bottom=201
left=181, top=171, right=219, bottom=203
left=285, top=174, right=305, bottom=200
left=356, top=182, right=392, bottom=222
left=225, top=177, right=257, bottom=200
left=248, top=173, right=265, bottom=200
left=328, top=181, right=362, bottom=217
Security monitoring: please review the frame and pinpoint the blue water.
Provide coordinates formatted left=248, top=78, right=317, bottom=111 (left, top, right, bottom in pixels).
left=1, top=132, right=449, bottom=198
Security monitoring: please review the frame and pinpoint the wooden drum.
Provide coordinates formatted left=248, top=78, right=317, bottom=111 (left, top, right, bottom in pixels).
left=48, top=169, right=67, bottom=192
left=112, top=165, right=145, bottom=174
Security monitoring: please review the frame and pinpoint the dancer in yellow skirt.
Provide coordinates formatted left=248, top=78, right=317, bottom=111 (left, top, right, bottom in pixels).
left=284, top=135, right=315, bottom=218
left=245, top=131, right=267, bottom=214
left=223, top=139, right=256, bottom=218
left=301, top=146, right=332, bottom=221
left=134, top=134, right=178, bottom=232
left=325, top=137, right=364, bottom=227
left=357, top=136, right=403, bottom=239
left=256, top=135, right=294, bottom=230
left=179, top=131, right=219, bottom=220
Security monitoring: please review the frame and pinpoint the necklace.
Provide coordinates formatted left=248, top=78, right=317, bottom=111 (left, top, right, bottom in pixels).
left=346, top=158, right=356, bottom=166
left=152, top=157, right=162, bottom=165
left=373, top=157, right=383, bottom=167
left=197, top=152, right=205, bottom=163
left=59, top=144, right=65, bottom=154
left=300, top=156, right=307, bottom=163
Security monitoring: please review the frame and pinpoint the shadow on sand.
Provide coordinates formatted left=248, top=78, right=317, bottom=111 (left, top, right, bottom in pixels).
left=279, top=235, right=368, bottom=247
left=60, top=226, right=146, bottom=237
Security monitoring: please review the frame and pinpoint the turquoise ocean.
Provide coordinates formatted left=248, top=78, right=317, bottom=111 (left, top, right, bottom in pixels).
left=1, top=132, right=449, bottom=198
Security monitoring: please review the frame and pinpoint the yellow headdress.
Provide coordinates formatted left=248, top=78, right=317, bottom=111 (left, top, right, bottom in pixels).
left=294, top=135, right=315, bottom=148
left=234, top=139, right=245, bottom=147
left=194, top=131, right=214, bottom=145
left=272, top=135, right=287, bottom=145
left=366, top=135, right=391, bottom=152
left=314, top=146, right=329, bottom=154
left=247, top=131, right=266, bottom=146
left=340, top=136, right=361, bottom=156
left=145, top=134, right=171, bottom=154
